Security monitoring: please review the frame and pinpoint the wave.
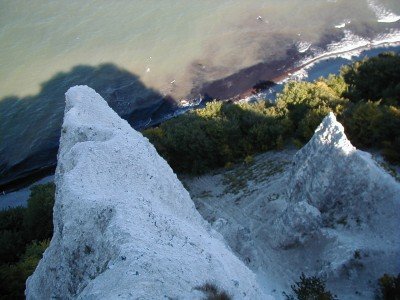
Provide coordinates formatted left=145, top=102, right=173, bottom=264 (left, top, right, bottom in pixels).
left=334, top=20, right=351, bottom=29
left=239, top=29, right=400, bottom=104
left=296, top=41, right=312, bottom=53
left=288, top=29, right=400, bottom=81
left=367, top=0, right=400, bottom=23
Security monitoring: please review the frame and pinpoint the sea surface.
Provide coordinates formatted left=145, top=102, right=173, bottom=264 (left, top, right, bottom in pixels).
left=1, top=0, right=400, bottom=191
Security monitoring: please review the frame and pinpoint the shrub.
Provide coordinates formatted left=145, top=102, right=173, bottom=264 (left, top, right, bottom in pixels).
left=143, top=101, right=291, bottom=174
left=341, top=52, right=400, bottom=104
left=292, top=139, right=304, bottom=149
left=0, top=206, right=25, bottom=232
left=244, top=155, right=254, bottom=165
left=195, top=282, right=231, bottom=300
left=224, top=162, right=234, bottom=169
left=377, top=273, right=400, bottom=300
left=0, top=230, right=27, bottom=264
left=284, top=273, right=337, bottom=300
left=0, top=207, right=26, bottom=263
left=0, top=183, right=54, bottom=299
left=276, top=135, right=284, bottom=150
left=23, top=183, right=55, bottom=242
left=0, top=240, right=49, bottom=299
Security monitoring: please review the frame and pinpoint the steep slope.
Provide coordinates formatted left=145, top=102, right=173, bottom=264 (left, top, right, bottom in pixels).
left=26, top=86, right=268, bottom=299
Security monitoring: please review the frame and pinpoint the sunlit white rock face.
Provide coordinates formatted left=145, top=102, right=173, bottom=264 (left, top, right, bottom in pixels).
left=25, top=86, right=268, bottom=300
left=181, top=112, right=399, bottom=298
left=272, top=112, right=400, bottom=248
left=288, top=112, right=399, bottom=220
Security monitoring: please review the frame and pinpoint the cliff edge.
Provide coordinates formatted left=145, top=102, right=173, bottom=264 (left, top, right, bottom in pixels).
left=26, top=86, right=267, bottom=299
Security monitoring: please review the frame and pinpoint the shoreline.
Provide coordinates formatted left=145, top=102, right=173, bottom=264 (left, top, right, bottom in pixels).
left=194, top=29, right=400, bottom=102
left=1, top=32, right=400, bottom=197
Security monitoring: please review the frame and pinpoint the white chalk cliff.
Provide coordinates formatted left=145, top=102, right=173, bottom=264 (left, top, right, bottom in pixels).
left=273, top=113, right=400, bottom=248
left=26, top=86, right=268, bottom=299
left=288, top=112, right=399, bottom=212
left=26, top=89, right=400, bottom=299
left=268, top=113, right=400, bottom=297
left=181, top=112, right=399, bottom=299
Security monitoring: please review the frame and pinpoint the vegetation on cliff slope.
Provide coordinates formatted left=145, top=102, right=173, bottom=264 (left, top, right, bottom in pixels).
left=144, top=52, right=400, bottom=174
left=0, top=183, right=54, bottom=299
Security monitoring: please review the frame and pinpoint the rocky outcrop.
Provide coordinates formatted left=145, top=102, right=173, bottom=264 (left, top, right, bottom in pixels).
left=288, top=112, right=399, bottom=222
left=26, top=86, right=268, bottom=299
left=272, top=112, right=400, bottom=248
left=181, top=112, right=399, bottom=298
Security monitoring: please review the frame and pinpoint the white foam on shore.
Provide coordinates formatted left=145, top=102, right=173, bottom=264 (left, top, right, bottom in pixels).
left=372, top=29, right=400, bottom=45
left=238, top=29, right=400, bottom=103
left=334, top=19, right=351, bottom=29
left=367, top=0, right=400, bottom=23
left=279, top=29, right=400, bottom=84
left=296, top=41, right=312, bottom=53
left=326, top=30, right=369, bottom=57
left=334, top=23, right=346, bottom=29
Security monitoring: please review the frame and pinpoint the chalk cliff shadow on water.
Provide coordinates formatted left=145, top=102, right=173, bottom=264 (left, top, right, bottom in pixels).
left=0, top=63, right=178, bottom=192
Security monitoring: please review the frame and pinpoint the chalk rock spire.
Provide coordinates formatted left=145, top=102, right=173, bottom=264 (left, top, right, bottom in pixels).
left=271, top=112, right=400, bottom=248
left=26, top=86, right=267, bottom=299
left=288, top=112, right=399, bottom=214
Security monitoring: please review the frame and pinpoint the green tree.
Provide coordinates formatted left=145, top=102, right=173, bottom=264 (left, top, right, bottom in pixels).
left=285, top=273, right=337, bottom=300
left=23, top=183, right=55, bottom=242
left=341, top=52, right=400, bottom=104
left=0, top=240, right=49, bottom=299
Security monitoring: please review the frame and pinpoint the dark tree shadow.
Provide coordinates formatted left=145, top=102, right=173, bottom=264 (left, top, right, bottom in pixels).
left=0, top=63, right=177, bottom=191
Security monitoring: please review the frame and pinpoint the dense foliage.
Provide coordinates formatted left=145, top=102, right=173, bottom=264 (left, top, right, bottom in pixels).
left=0, top=183, right=55, bottom=299
left=340, top=52, right=400, bottom=163
left=144, top=101, right=291, bottom=173
left=144, top=52, right=400, bottom=173
left=341, top=52, right=400, bottom=104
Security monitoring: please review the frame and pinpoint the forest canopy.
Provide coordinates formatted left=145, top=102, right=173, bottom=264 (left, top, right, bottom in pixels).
left=143, top=52, right=400, bottom=173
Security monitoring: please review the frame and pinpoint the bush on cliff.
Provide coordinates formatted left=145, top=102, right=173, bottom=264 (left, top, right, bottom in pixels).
left=0, top=207, right=26, bottom=263
left=144, top=101, right=291, bottom=174
left=284, top=273, right=337, bottom=300
left=23, top=183, right=55, bottom=242
left=0, top=240, right=49, bottom=299
left=377, top=273, right=400, bottom=300
left=341, top=52, right=400, bottom=104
